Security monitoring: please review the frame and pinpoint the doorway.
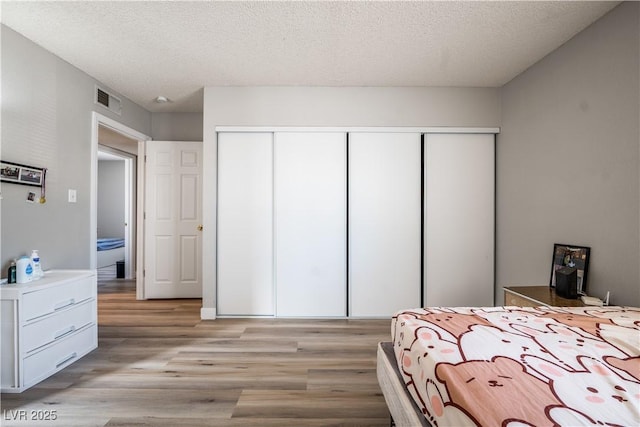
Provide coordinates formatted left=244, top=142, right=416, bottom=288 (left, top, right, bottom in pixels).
left=97, top=143, right=134, bottom=283
left=91, top=112, right=150, bottom=299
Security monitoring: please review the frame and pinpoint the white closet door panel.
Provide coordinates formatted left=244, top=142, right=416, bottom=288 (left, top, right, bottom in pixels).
left=349, top=133, right=422, bottom=317
left=425, top=133, right=495, bottom=307
left=217, top=132, right=274, bottom=316
left=274, top=132, right=347, bottom=317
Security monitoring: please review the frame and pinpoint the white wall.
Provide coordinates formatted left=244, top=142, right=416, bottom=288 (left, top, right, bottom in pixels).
left=497, top=2, right=639, bottom=306
left=151, top=113, right=203, bottom=141
left=1, top=25, right=151, bottom=272
left=202, top=86, right=501, bottom=316
left=97, top=160, right=125, bottom=239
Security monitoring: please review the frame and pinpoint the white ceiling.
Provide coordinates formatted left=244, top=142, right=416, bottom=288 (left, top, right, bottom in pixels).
left=1, top=1, right=619, bottom=113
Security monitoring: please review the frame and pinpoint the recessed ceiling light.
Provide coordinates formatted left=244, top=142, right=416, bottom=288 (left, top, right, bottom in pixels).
left=155, top=96, right=169, bottom=103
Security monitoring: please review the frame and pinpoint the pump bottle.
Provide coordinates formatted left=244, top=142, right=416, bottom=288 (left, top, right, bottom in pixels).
left=31, top=250, right=43, bottom=280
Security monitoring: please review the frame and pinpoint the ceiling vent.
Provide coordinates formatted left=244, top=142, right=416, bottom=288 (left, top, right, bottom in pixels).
left=95, top=86, right=122, bottom=115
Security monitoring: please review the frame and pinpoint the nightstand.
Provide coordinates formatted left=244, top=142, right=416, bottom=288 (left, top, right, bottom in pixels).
left=503, top=286, right=585, bottom=307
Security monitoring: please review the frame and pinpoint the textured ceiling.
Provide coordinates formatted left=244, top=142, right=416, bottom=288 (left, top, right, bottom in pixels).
left=1, top=1, right=619, bottom=113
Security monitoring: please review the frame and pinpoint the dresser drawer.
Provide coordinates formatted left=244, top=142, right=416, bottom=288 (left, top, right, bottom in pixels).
left=22, top=277, right=94, bottom=321
left=22, top=324, right=97, bottom=389
left=22, top=299, right=95, bottom=354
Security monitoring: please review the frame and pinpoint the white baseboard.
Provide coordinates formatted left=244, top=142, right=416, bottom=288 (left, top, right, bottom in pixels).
left=200, top=307, right=217, bottom=320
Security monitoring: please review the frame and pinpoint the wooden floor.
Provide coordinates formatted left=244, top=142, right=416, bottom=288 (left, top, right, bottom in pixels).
left=1, top=279, right=393, bottom=426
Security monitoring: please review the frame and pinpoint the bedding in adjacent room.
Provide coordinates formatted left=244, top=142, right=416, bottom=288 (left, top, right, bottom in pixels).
left=96, top=238, right=125, bottom=269
left=392, top=306, right=640, bottom=426
left=97, top=237, right=125, bottom=251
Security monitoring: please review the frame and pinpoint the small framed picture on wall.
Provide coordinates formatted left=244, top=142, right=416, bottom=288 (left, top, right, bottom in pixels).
left=0, top=162, right=20, bottom=183
left=1, top=160, right=45, bottom=187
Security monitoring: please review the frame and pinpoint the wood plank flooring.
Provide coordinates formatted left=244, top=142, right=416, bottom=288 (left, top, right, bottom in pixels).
left=1, top=279, right=393, bottom=426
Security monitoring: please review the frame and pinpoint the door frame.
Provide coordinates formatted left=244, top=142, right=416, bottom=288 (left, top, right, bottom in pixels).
left=90, top=112, right=150, bottom=299
left=97, top=145, right=136, bottom=280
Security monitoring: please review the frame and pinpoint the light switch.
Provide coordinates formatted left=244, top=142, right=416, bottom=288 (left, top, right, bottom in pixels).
left=68, top=189, right=77, bottom=203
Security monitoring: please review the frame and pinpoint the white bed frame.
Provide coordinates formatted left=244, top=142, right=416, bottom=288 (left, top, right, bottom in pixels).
left=377, top=342, right=431, bottom=427
left=97, top=247, right=125, bottom=269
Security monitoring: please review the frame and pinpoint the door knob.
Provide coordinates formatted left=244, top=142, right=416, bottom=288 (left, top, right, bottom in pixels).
left=197, top=225, right=203, bottom=231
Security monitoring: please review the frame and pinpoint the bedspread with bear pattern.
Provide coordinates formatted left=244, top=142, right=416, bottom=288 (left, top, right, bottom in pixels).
left=392, top=306, right=640, bottom=427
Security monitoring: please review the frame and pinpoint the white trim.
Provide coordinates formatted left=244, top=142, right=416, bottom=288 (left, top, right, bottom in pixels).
left=97, top=144, right=135, bottom=159
left=90, top=112, right=150, bottom=300
left=271, top=134, right=277, bottom=317
left=136, top=141, right=146, bottom=300
left=91, top=114, right=99, bottom=272
left=123, top=156, right=133, bottom=280
left=200, top=307, right=217, bottom=320
left=215, top=126, right=500, bottom=134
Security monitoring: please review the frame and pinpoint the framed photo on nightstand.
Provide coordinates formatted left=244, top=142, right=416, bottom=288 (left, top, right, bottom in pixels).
left=549, top=243, right=591, bottom=295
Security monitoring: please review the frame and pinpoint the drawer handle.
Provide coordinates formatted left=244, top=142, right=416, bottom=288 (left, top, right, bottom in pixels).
left=54, top=325, right=76, bottom=340
left=54, top=298, right=76, bottom=311
left=56, top=352, right=78, bottom=369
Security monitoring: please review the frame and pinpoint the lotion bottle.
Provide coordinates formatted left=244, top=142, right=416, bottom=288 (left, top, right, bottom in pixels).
left=31, top=250, right=43, bottom=280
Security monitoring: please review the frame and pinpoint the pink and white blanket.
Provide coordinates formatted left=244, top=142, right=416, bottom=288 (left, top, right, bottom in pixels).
left=392, top=306, right=640, bottom=426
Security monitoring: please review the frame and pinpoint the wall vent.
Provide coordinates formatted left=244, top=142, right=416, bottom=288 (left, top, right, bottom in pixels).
left=95, top=86, right=122, bottom=115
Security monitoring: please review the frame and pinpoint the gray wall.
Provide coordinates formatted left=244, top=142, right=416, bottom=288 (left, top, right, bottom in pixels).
left=151, top=113, right=203, bottom=141
left=201, top=86, right=501, bottom=315
left=1, top=26, right=151, bottom=272
left=497, top=2, right=639, bottom=306
left=97, top=160, right=125, bottom=239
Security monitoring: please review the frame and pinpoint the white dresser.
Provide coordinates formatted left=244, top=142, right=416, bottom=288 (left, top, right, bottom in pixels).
left=1, top=270, right=97, bottom=393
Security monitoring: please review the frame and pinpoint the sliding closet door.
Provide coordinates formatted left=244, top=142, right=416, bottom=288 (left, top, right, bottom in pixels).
left=217, top=132, right=274, bottom=316
left=274, top=132, right=347, bottom=317
left=349, top=132, right=422, bottom=317
left=424, top=133, right=495, bottom=307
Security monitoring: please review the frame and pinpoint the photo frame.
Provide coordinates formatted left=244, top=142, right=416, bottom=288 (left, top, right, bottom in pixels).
left=1, top=160, right=45, bottom=187
left=549, top=243, right=591, bottom=294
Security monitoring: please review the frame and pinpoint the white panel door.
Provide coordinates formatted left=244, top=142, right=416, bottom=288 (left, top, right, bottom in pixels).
left=274, top=132, right=347, bottom=317
left=349, top=133, right=422, bottom=317
left=144, top=141, right=203, bottom=298
left=425, top=133, right=495, bottom=307
left=217, top=132, right=274, bottom=316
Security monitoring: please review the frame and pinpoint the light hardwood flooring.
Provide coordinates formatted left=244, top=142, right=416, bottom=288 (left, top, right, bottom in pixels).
left=1, top=279, right=393, bottom=426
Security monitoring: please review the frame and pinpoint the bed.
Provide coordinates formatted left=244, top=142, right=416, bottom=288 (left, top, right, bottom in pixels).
left=377, top=306, right=640, bottom=426
left=96, top=237, right=125, bottom=269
